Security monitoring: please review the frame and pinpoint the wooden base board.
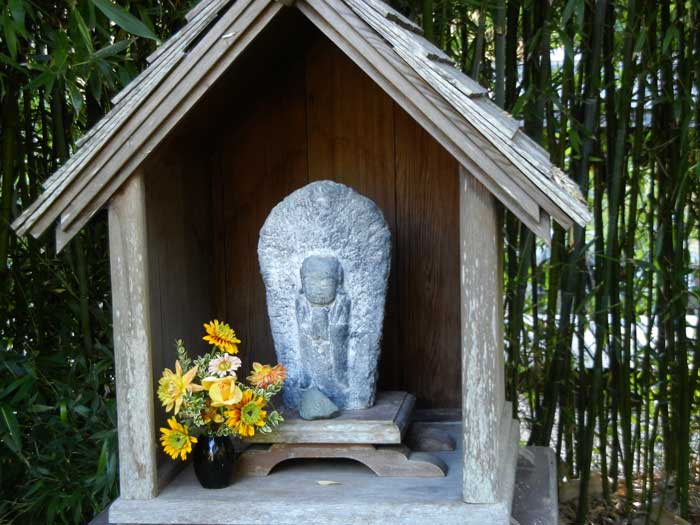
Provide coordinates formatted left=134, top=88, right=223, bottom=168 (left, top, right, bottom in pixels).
left=96, top=442, right=556, bottom=525
left=246, top=391, right=415, bottom=445
left=107, top=423, right=516, bottom=525
left=239, top=443, right=447, bottom=477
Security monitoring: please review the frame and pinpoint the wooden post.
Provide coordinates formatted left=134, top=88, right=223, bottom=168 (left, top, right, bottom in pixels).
left=459, top=167, right=517, bottom=505
left=108, top=172, right=158, bottom=499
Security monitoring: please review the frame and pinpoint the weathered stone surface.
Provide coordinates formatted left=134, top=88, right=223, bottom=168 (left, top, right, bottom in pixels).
left=258, top=180, right=391, bottom=410
left=299, top=388, right=340, bottom=420
left=511, top=446, right=559, bottom=525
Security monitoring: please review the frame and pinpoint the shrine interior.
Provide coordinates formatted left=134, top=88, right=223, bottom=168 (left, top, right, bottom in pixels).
left=141, top=11, right=464, bottom=450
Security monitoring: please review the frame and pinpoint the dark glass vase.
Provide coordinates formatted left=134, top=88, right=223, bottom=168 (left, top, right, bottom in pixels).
left=192, top=435, right=235, bottom=489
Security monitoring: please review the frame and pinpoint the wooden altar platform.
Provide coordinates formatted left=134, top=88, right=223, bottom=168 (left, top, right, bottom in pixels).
left=239, top=391, right=447, bottom=477
left=246, top=391, right=414, bottom=444
left=106, top=423, right=518, bottom=525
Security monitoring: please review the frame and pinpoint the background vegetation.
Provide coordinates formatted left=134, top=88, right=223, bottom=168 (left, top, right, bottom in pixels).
left=0, top=0, right=697, bottom=523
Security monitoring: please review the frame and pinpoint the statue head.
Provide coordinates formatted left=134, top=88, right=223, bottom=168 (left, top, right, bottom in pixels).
left=300, top=255, right=343, bottom=306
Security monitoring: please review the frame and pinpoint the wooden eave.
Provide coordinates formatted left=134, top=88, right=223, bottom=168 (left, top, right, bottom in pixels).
left=11, top=0, right=591, bottom=251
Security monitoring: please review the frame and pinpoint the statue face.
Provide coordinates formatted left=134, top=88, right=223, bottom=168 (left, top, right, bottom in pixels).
left=300, top=256, right=342, bottom=305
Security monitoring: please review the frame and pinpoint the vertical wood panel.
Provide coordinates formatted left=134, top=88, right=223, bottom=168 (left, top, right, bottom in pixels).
left=459, top=168, right=505, bottom=502
left=305, top=39, right=401, bottom=390
left=218, top=53, right=309, bottom=373
left=109, top=172, right=157, bottom=499
left=145, top=136, right=215, bottom=471
left=394, top=107, right=461, bottom=408
left=213, top=27, right=463, bottom=408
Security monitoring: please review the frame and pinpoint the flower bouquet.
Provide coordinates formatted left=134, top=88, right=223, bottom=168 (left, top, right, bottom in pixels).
left=157, top=320, right=285, bottom=488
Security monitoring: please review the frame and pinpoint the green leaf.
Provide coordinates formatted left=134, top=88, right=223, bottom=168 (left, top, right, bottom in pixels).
left=8, top=0, right=27, bottom=38
left=28, top=69, right=56, bottom=96
left=634, top=29, right=647, bottom=54
left=562, top=0, right=579, bottom=24
left=2, top=11, right=18, bottom=59
left=91, top=0, right=158, bottom=41
left=71, top=9, right=95, bottom=54
left=67, top=80, right=84, bottom=112
left=661, top=25, right=678, bottom=55
left=8, top=0, right=24, bottom=24
left=0, top=404, right=22, bottom=455
left=92, top=38, right=132, bottom=60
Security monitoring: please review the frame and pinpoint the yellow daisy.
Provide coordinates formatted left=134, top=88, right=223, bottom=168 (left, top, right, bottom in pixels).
left=203, top=320, right=241, bottom=354
left=157, top=361, right=203, bottom=414
left=225, top=390, right=267, bottom=438
left=159, top=417, right=197, bottom=460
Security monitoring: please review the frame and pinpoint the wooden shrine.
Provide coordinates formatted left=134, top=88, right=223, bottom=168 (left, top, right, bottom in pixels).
left=12, top=0, right=591, bottom=523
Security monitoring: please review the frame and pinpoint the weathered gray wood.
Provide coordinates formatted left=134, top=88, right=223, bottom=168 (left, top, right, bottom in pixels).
left=17, top=0, right=254, bottom=241
left=13, top=0, right=590, bottom=249
left=412, top=408, right=462, bottom=422
left=246, top=391, right=414, bottom=444
left=109, top=423, right=513, bottom=525
left=185, top=0, right=219, bottom=22
left=12, top=0, right=230, bottom=237
left=108, top=173, right=157, bottom=500
left=342, top=0, right=590, bottom=228
left=103, top=431, right=561, bottom=525
left=239, top=443, right=447, bottom=477
left=405, top=423, right=457, bottom=451
left=459, top=168, right=508, bottom=504
left=354, top=0, right=588, bottom=227
left=142, top=142, right=216, bottom=483
left=54, top=0, right=284, bottom=251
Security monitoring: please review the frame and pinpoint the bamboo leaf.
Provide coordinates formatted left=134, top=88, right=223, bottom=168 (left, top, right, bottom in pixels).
left=562, top=0, right=579, bottom=24
left=2, top=10, right=18, bottom=59
left=91, top=0, right=158, bottom=41
left=661, top=25, right=678, bottom=55
left=8, top=0, right=24, bottom=24
left=67, top=80, right=84, bottom=112
left=92, top=38, right=131, bottom=60
left=0, top=404, right=22, bottom=455
left=8, top=0, right=27, bottom=38
left=71, top=9, right=95, bottom=54
left=633, top=30, right=646, bottom=54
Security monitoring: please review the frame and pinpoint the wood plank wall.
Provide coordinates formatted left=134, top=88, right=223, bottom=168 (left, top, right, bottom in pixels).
left=145, top=136, right=215, bottom=455
left=155, top=14, right=461, bottom=408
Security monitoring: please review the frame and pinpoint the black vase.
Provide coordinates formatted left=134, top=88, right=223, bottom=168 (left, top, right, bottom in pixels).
left=192, top=435, right=235, bottom=489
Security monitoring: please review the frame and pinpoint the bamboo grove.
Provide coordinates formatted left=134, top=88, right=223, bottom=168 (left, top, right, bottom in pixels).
left=0, top=0, right=698, bottom=523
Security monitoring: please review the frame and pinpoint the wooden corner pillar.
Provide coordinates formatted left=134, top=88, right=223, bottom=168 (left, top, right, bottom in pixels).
left=459, top=167, right=519, bottom=507
left=108, top=172, right=158, bottom=500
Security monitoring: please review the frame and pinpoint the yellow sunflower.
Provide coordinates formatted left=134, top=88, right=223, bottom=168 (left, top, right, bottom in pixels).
left=247, top=362, right=287, bottom=389
left=225, top=389, right=267, bottom=438
left=159, top=417, right=197, bottom=460
left=157, top=361, right=203, bottom=414
left=203, top=320, right=241, bottom=354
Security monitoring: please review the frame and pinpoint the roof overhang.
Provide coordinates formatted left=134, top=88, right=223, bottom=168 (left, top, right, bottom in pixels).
left=11, top=0, right=591, bottom=252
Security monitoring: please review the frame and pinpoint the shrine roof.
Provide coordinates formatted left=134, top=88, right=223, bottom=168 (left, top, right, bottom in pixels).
left=12, top=0, right=590, bottom=250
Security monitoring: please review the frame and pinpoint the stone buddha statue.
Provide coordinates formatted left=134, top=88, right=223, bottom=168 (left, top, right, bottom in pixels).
left=295, top=255, right=350, bottom=407
left=258, top=180, right=391, bottom=410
